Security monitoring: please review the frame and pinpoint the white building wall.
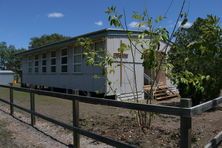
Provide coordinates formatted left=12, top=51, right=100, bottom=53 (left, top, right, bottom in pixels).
left=20, top=31, right=147, bottom=100
left=106, top=37, right=144, bottom=100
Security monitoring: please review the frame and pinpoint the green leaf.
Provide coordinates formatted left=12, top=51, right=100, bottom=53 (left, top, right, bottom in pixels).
left=132, top=12, right=143, bottom=20
left=155, top=16, right=164, bottom=23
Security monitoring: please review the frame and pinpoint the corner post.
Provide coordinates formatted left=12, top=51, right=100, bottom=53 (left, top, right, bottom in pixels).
left=30, top=85, right=36, bottom=126
left=180, top=98, right=192, bottom=148
left=9, top=83, right=14, bottom=116
left=72, top=90, right=80, bottom=148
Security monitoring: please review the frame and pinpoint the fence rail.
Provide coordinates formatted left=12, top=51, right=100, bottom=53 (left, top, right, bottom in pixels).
left=191, top=96, right=222, bottom=115
left=205, top=131, right=222, bottom=148
left=0, top=84, right=221, bottom=148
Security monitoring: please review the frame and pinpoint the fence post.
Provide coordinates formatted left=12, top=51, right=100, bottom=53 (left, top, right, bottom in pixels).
left=9, top=83, right=14, bottom=116
left=72, top=90, right=80, bottom=148
left=180, top=98, right=192, bottom=148
left=30, top=85, right=36, bottom=126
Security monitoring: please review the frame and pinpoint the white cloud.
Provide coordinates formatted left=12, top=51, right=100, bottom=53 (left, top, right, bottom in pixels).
left=48, top=12, right=64, bottom=18
left=128, top=21, right=146, bottom=28
left=178, top=21, right=192, bottom=28
left=128, top=21, right=140, bottom=28
left=95, top=21, right=103, bottom=26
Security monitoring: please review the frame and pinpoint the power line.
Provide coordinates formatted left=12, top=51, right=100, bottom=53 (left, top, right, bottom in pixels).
left=186, top=0, right=191, bottom=18
left=163, top=0, right=174, bottom=18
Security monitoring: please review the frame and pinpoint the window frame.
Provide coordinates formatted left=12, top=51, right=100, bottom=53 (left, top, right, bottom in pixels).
left=50, top=51, right=57, bottom=73
left=28, top=57, right=33, bottom=73
left=94, top=41, right=105, bottom=64
left=61, top=48, right=68, bottom=73
left=41, top=53, right=47, bottom=73
left=73, top=47, right=82, bottom=73
left=34, top=55, right=39, bottom=73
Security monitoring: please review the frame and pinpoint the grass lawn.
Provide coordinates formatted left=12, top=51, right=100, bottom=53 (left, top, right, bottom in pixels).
left=0, top=85, right=122, bottom=125
left=0, top=86, right=71, bottom=123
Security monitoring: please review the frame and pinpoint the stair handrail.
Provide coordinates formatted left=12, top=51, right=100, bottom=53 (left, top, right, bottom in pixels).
left=144, top=73, right=154, bottom=84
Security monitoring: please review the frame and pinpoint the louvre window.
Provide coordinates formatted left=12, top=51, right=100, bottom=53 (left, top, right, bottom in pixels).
left=61, top=49, right=68, bottom=72
left=95, top=41, right=104, bottom=64
left=28, top=57, right=33, bottom=73
left=51, top=59, right=56, bottom=65
left=50, top=51, right=56, bottom=73
left=51, top=66, right=56, bottom=72
left=42, top=53, right=47, bottom=73
left=34, top=55, right=39, bottom=73
left=73, top=47, right=82, bottom=73
left=42, top=67, right=47, bottom=73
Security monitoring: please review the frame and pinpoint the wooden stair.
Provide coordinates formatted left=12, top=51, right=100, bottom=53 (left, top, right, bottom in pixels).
left=144, top=84, right=178, bottom=101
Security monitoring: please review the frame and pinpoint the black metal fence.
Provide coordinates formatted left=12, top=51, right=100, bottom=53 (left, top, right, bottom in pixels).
left=0, top=84, right=221, bottom=148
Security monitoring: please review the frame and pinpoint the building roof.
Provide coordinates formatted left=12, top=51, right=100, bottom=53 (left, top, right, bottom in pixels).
left=17, top=28, right=142, bottom=56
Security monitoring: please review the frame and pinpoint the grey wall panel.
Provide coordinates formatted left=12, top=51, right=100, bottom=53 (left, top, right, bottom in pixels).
left=23, top=73, right=106, bottom=92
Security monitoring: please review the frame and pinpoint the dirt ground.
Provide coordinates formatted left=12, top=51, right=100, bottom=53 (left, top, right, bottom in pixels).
left=0, top=120, right=19, bottom=148
left=0, top=105, right=112, bottom=148
left=78, top=99, right=222, bottom=148
left=0, top=87, right=222, bottom=147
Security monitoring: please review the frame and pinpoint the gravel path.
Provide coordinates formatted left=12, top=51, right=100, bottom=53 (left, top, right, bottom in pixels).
left=0, top=105, right=112, bottom=148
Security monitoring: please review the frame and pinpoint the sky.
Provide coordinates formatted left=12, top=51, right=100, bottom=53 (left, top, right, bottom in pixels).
left=0, top=0, right=221, bottom=49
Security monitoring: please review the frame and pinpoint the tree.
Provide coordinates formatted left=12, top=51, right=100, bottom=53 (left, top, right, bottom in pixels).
left=78, top=6, right=173, bottom=129
left=168, top=15, right=222, bottom=105
left=78, top=0, right=187, bottom=128
left=29, top=33, right=71, bottom=48
left=0, top=42, right=25, bottom=81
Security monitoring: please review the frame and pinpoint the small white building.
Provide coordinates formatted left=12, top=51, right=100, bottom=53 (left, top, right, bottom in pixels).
left=18, top=29, right=170, bottom=100
left=0, top=70, right=14, bottom=85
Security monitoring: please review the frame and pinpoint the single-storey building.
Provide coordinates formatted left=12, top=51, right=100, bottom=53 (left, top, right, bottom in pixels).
left=18, top=29, right=172, bottom=100
left=0, top=70, right=15, bottom=85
